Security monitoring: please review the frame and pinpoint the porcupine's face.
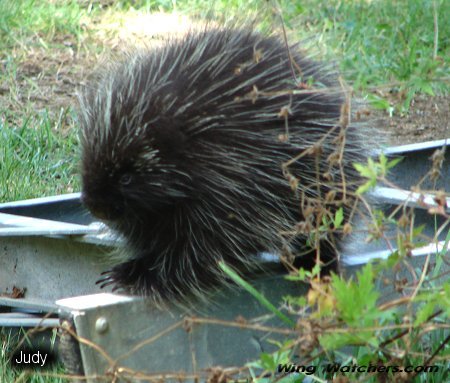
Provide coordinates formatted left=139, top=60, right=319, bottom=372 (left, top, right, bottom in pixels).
left=80, top=143, right=152, bottom=223
left=79, top=78, right=192, bottom=227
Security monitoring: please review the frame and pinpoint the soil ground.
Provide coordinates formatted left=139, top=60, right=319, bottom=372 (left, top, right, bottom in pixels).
left=377, top=94, right=449, bottom=145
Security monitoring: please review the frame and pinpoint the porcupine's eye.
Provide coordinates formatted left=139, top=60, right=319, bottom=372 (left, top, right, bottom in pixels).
left=119, top=173, right=133, bottom=186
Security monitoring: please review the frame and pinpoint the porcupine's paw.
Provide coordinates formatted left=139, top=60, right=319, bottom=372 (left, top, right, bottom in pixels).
left=96, top=258, right=164, bottom=296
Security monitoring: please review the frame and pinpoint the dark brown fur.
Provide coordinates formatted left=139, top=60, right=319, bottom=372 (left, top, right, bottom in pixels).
left=79, top=26, right=368, bottom=302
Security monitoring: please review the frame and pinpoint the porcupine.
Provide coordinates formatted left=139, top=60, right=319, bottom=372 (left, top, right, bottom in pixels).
left=79, top=25, right=369, bottom=303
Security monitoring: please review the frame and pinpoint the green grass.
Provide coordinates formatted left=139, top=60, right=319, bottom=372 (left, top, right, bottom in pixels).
left=0, top=328, right=68, bottom=383
left=287, top=0, right=449, bottom=111
left=120, top=0, right=450, bottom=89
left=0, top=0, right=448, bottom=202
left=0, top=0, right=85, bottom=204
left=163, top=0, right=450, bottom=112
left=0, top=0, right=85, bottom=48
left=0, top=110, right=79, bottom=203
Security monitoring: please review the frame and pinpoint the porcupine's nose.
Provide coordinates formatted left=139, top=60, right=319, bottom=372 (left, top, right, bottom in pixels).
left=81, top=192, right=124, bottom=221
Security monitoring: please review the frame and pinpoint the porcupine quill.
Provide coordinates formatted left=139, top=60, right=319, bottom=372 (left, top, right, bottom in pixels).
left=79, top=25, right=370, bottom=303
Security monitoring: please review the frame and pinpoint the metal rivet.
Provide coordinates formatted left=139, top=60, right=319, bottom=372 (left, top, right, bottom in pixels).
left=95, top=317, right=109, bottom=334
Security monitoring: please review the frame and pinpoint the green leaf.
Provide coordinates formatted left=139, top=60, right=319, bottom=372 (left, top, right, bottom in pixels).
left=260, top=352, right=277, bottom=370
left=320, top=331, right=378, bottom=350
left=312, top=264, right=322, bottom=277
left=414, top=301, right=436, bottom=326
left=334, top=207, right=344, bottom=228
left=421, top=82, right=435, bottom=96
left=276, top=375, right=305, bottom=383
left=386, top=157, right=403, bottom=169
left=285, top=268, right=309, bottom=282
left=411, top=224, right=426, bottom=238
left=331, top=264, right=379, bottom=326
left=353, top=163, right=373, bottom=178
left=367, top=94, right=391, bottom=111
left=379, top=153, right=388, bottom=169
left=356, top=180, right=375, bottom=195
